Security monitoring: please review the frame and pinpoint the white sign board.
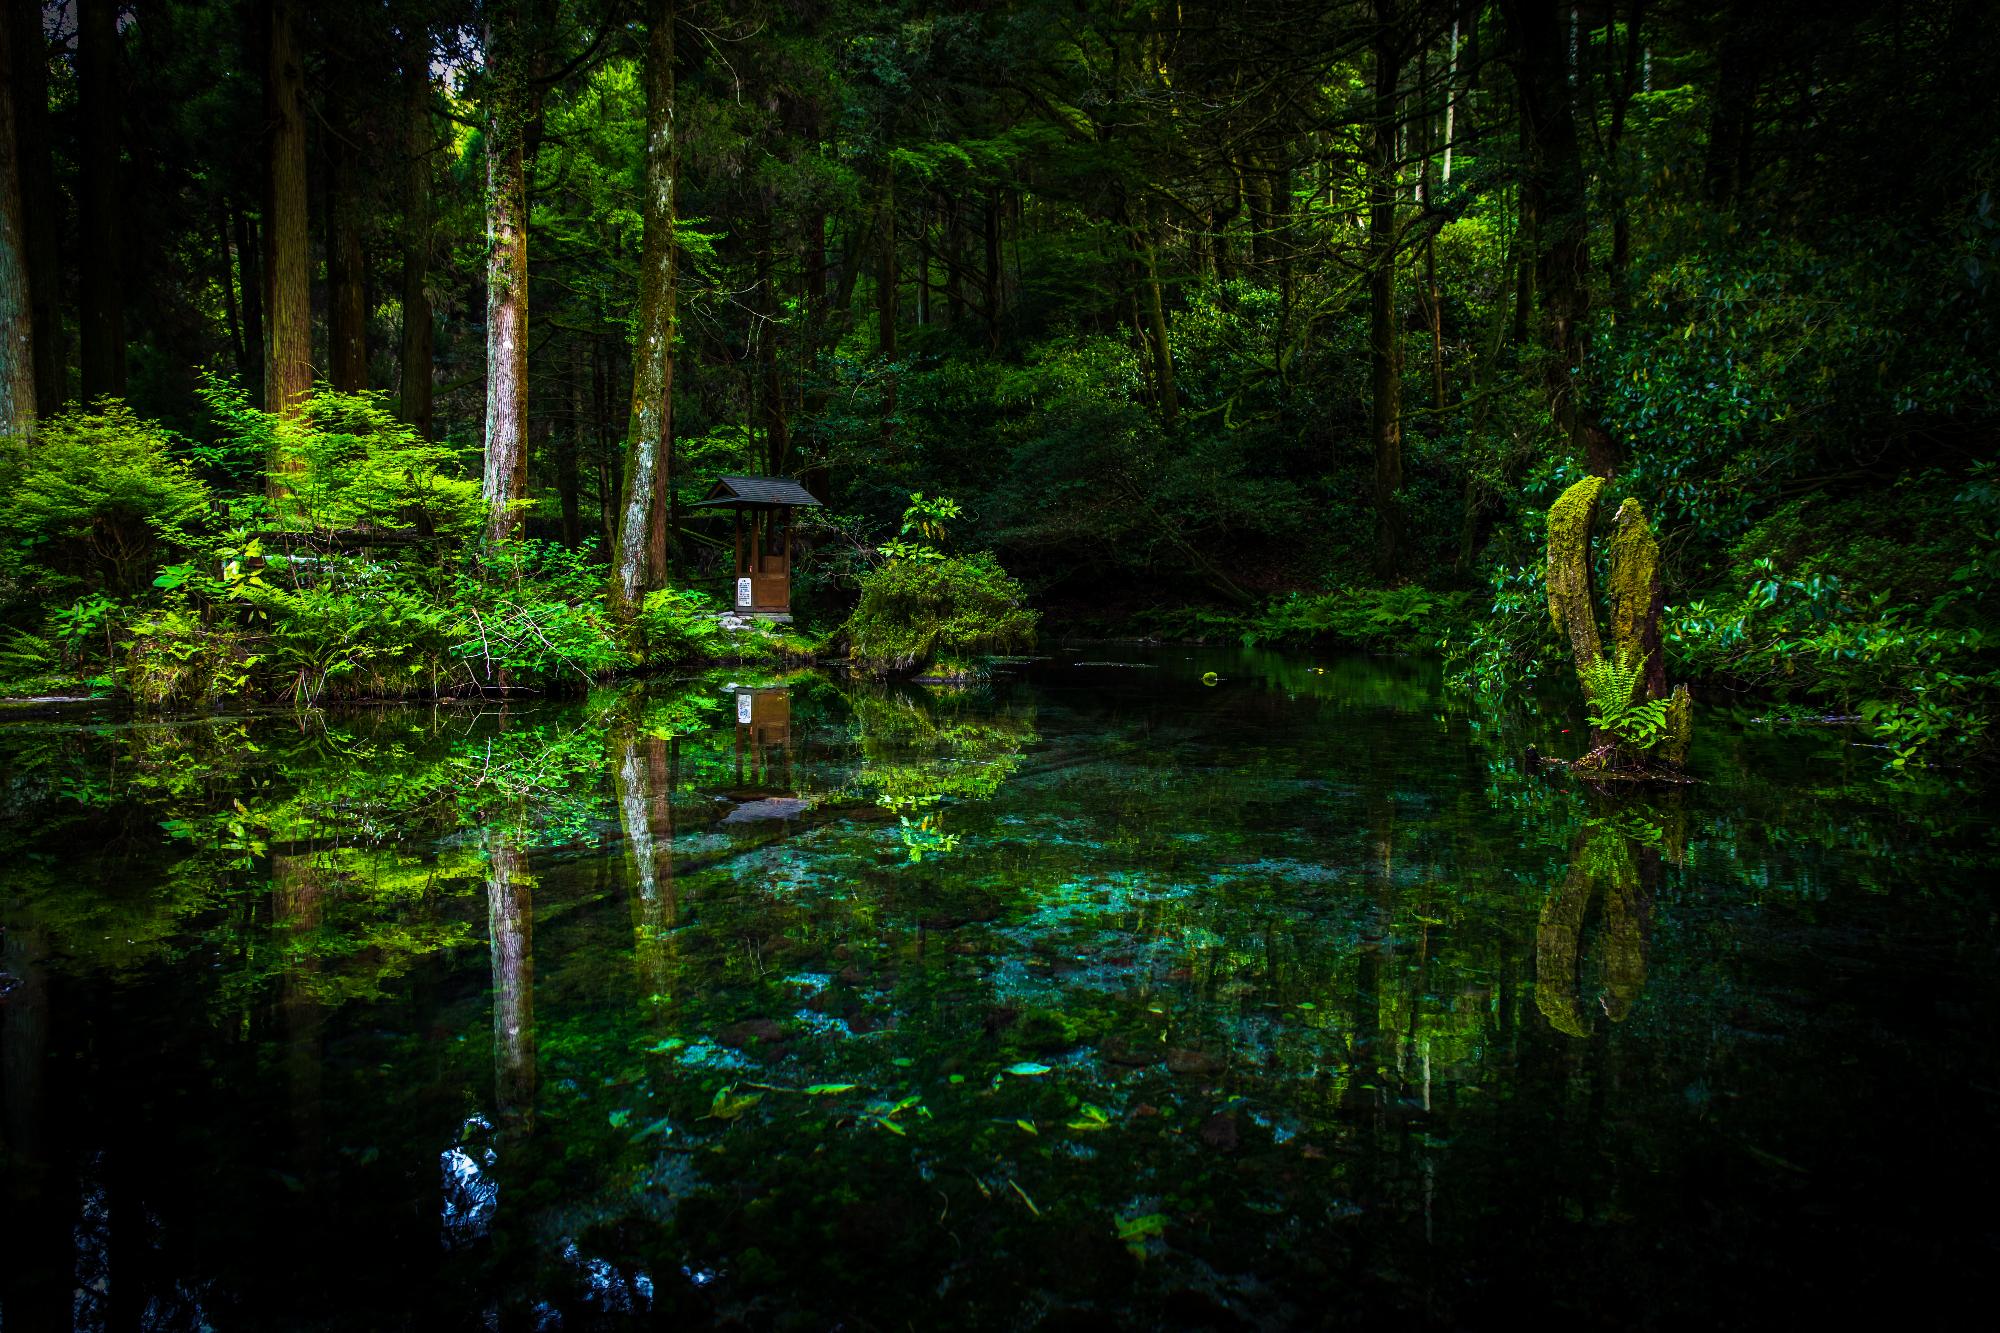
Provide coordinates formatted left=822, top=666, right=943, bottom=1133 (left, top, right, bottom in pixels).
left=736, top=577, right=753, bottom=607
left=736, top=692, right=753, bottom=724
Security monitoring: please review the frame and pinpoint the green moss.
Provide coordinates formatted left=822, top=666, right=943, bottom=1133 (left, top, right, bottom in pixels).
left=1545, top=476, right=1606, bottom=691
left=1604, top=497, right=1661, bottom=668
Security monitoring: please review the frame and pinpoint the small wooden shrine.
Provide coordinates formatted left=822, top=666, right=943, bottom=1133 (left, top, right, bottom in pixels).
left=692, top=475, right=823, bottom=620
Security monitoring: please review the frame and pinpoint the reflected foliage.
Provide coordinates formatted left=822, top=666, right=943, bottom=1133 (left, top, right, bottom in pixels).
left=2, top=650, right=1997, bottom=1327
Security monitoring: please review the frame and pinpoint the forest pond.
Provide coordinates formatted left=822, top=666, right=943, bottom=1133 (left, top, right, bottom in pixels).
left=3, top=649, right=1996, bottom=1329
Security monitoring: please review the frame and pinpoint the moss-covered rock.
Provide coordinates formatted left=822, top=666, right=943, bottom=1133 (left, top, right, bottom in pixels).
left=845, top=554, right=1039, bottom=678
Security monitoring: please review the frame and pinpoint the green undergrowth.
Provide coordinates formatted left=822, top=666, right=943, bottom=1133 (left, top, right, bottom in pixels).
left=1125, top=586, right=1473, bottom=655
left=0, top=396, right=828, bottom=708
left=1446, top=462, right=2000, bottom=774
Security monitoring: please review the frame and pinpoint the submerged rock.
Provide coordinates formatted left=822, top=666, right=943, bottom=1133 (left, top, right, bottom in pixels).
left=1165, top=1048, right=1225, bottom=1078
left=723, top=796, right=811, bottom=823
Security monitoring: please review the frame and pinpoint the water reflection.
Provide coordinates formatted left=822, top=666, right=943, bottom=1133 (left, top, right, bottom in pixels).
left=1536, top=824, right=1650, bottom=1036
left=0, top=653, right=1995, bottom=1327
left=485, top=833, right=535, bottom=1132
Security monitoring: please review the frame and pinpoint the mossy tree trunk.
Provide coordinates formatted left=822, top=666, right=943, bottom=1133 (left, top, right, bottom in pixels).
left=0, top=0, right=33, bottom=435
left=481, top=2, right=534, bottom=546
left=611, top=0, right=678, bottom=617
left=1547, top=476, right=1692, bottom=770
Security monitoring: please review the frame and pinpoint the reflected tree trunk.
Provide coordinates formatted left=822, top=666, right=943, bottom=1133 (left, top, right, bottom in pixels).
left=0, top=924, right=64, bottom=1328
left=272, top=851, right=326, bottom=1180
left=1535, top=826, right=1648, bottom=1037
left=615, top=728, right=678, bottom=1013
left=487, top=835, right=536, bottom=1131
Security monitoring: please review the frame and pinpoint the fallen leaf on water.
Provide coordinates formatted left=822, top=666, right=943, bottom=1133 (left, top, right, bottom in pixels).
left=1065, top=1104, right=1112, bottom=1131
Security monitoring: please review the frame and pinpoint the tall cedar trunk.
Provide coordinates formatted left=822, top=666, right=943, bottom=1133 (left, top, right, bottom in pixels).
left=399, top=25, right=435, bottom=435
left=78, top=0, right=124, bottom=401
left=1703, top=4, right=1754, bottom=207
left=558, top=336, right=582, bottom=547
left=0, top=0, right=32, bottom=431
left=481, top=4, right=532, bottom=544
left=1606, top=2, right=1644, bottom=314
left=945, top=204, right=966, bottom=325
left=324, top=81, right=369, bottom=393
left=1140, top=201, right=1177, bottom=430
left=1368, top=6, right=1404, bottom=581
left=1506, top=0, right=1610, bottom=472
left=877, top=160, right=897, bottom=444
left=914, top=213, right=930, bottom=327
left=1510, top=169, right=1535, bottom=343
left=234, top=207, right=265, bottom=400
left=9, top=0, right=59, bottom=411
left=264, top=0, right=311, bottom=442
left=1419, top=45, right=1446, bottom=410
left=593, top=338, right=616, bottom=549
left=611, top=0, right=678, bottom=611
left=758, top=225, right=788, bottom=472
left=983, top=197, right=1002, bottom=351
left=216, top=210, right=245, bottom=373
left=801, top=207, right=831, bottom=499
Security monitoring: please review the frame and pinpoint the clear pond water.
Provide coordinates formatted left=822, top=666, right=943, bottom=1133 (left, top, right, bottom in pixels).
left=2, top=649, right=1996, bottom=1329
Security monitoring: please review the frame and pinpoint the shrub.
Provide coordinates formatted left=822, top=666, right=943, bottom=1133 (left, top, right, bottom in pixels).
left=1248, top=585, right=1471, bottom=653
left=638, top=588, right=729, bottom=664
left=124, top=596, right=258, bottom=707
left=846, top=553, right=1039, bottom=676
left=444, top=541, right=628, bottom=690
left=201, top=380, right=485, bottom=541
left=0, top=404, right=211, bottom=596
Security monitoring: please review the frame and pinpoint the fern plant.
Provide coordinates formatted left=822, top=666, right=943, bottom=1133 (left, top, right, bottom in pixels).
left=1581, top=647, right=1670, bottom=750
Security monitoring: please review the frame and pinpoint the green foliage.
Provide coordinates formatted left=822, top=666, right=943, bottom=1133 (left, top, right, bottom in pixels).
left=1663, top=471, right=1999, bottom=769
left=0, top=404, right=211, bottom=596
left=1580, top=649, right=1670, bottom=750
left=443, top=541, right=629, bottom=689
left=638, top=587, right=730, bottom=664
left=846, top=554, right=1039, bottom=677
left=1247, top=586, right=1471, bottom=653
left=202, top=380, right=486, bottom=541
